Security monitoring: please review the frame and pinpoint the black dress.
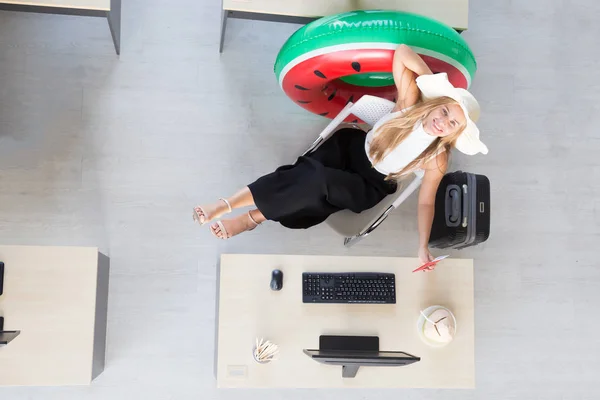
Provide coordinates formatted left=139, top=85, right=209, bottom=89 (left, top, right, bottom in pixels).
left=247, top=128, right=397, bottom=229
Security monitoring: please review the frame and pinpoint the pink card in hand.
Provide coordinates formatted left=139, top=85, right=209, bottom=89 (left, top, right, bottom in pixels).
left=412, top=255, right=450, bottom=272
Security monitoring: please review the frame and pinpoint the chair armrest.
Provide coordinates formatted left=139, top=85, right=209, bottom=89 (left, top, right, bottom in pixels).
left=342, top=204, right=395, bottom=247
left=302, top=137, right=325, bottom=157
left=345, top=170, right=425, bottom=246
left=361, top=205, right=395, bottom=236
left=391, top=172, right=424, bottom=208
left=302, top=102, right=354, bottom=155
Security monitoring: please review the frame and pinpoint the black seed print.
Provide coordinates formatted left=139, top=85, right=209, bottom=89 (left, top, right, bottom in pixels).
left=351, top=62, right=361, bottom=72
left=319, top=112, right=329, bottom=116
left=297, top=100, right=311, bottom=104
left=347, top=95, right=354, bottom=105
left=327, top=90, right=337, bottom=101
left=295, top=85, right=309, bottom=90
left=314, top=70, right=327, bottom=79
left=352, top=119, right=358, bottom=123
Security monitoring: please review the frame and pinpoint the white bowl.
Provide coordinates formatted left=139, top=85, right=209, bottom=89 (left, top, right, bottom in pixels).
left=416, top=305, right=457, bottom=348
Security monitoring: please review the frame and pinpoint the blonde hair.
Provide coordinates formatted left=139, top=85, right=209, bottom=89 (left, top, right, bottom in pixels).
left=368, top=96, right=466, bottom=180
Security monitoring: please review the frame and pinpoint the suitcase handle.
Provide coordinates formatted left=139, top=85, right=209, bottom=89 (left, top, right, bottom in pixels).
left=445, top=185, right=461, bottom=227
left=462, top=184, right=469, bottom=228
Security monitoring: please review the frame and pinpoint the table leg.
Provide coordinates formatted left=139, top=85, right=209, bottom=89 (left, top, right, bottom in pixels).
left=219, top=7, right=228, bottom=53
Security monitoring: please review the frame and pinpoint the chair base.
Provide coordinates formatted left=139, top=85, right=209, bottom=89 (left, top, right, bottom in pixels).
left=344, top=234, right=365, bottom=247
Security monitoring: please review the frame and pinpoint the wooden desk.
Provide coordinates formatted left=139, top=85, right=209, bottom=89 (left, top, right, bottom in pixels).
left=216, top=254, right=474, bottom=388
left=0, top=0, right=121, bottom=54
left=0, top=0, right=109, bottom=9
left=220, top=0, right=469, bottom=52
left=0, top=246, right=110, bottom=386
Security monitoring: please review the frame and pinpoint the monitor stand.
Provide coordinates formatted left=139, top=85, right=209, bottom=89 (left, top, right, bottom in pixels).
left=319, top=335, right=379, bottom=378
left=341, top=365, right=360, bottom=379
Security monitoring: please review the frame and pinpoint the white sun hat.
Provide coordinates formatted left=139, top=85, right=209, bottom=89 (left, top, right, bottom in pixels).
left=416, top=73, right=488, bottom=155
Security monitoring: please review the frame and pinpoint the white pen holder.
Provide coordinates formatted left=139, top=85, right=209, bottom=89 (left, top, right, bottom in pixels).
left=417, top=306, right=457, bottom=348
left=252, top=338, right=279, bottom=364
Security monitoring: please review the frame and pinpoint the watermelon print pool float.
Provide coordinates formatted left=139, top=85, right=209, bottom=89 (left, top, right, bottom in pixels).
left=274, top=10, right=477, bottom=121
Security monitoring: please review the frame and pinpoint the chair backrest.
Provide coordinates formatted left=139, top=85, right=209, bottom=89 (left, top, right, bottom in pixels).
left=350, top=95, right=396, bottom=127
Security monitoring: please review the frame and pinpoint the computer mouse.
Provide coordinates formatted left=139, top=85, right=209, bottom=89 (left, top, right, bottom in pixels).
left=270, top=269, right=283, bottom=291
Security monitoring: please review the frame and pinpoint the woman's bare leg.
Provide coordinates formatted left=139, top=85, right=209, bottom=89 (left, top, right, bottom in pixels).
left=224, top=187, right=256, bottom=209
left=193, top=187, right=256, bottom=224
left=210, top=209, right=266, bottom=239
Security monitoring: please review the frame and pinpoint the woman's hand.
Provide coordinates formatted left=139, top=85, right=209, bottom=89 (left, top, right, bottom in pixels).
left=418, top=247, right=436, bottom=271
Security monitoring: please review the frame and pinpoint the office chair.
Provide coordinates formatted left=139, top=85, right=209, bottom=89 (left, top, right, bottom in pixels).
left=302, top=95, right=425, bottom=247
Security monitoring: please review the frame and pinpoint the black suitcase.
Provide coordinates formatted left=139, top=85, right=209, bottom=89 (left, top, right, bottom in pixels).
left=428, top=171, right=490, bottom=249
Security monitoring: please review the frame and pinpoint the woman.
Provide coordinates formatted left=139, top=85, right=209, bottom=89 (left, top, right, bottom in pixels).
left=193, top=44, right=488, bottom=265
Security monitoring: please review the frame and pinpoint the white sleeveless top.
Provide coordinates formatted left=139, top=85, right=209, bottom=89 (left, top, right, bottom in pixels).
left=364, top=110, right=436, bottom=176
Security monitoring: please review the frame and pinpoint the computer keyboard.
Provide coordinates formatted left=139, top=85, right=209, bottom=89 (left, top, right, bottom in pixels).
left=302, top=272, right=396, bottom=304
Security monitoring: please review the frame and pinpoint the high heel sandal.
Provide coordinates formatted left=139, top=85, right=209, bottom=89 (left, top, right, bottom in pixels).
left=212, top=211, right=261, bottom=240
left=193, top=198, right=232, bottom=225
left=247, top=211, right=261, bottom=231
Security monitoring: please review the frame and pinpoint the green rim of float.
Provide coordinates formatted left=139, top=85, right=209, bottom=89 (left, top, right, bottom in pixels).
left=274, top=10, right=477, bottom=120
left=339, top=72, right=395, bottom=87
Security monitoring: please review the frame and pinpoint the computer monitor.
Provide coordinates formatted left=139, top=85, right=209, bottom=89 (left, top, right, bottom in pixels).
left=303, top=335, right=420, bottom=378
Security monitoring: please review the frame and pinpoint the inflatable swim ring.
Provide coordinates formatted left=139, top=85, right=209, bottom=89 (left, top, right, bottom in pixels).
left=274, top=10, right=477, bottom=121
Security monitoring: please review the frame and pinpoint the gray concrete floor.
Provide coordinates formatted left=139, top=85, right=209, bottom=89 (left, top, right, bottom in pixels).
left=0, top=0, right=599, bottom=399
